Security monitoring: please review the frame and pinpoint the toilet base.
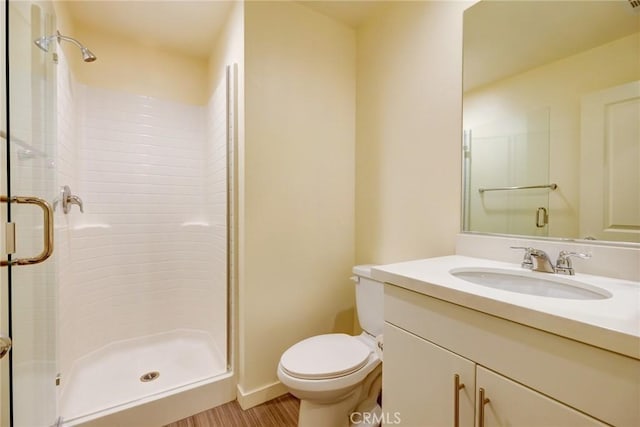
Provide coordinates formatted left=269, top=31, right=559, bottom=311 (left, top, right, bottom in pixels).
left=298, top=387, right=360, bottom=427
left=297, top=364, right=382, bottom=427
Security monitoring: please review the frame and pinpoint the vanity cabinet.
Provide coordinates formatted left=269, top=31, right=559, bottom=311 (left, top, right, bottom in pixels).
left=384, top=324, right=605, bottom=427
left=383, top=284, right=640, bottom=427
left=475, top=365, right=605, bottom=427
left=384, top=324, right=475, bottom=426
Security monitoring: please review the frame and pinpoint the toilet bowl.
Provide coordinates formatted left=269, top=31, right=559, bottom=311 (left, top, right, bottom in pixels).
left=277, top=265, right=383, bottom=427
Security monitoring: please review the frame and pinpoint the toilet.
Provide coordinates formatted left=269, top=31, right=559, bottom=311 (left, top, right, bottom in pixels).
left=277, top=265, right=384, bottom=427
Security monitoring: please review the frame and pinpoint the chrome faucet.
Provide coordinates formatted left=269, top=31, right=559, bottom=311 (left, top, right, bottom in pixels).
left=512, top=247, right=592, bottom=275
left=511, top=246, right=534, bottom=269
left=511, top=247, right=555, bottom=273
left=529, top=249, right=556, bottom=273
left=555, top=251, right=591, bottom=275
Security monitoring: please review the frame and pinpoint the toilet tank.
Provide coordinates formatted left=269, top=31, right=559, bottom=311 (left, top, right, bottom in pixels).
left=352, top=265, right=384, bottom=337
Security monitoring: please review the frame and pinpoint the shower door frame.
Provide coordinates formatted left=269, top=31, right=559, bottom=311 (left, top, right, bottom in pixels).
left=2, top=0, right=59, bottom=425
left=1, top=0, right=9, bottom=423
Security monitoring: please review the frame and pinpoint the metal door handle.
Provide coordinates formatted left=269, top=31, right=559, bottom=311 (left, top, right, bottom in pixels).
left=478, top=387, right=491, bottom=427
left=0, top=335, right=11, bottom=359
left=1, top=195, right=54, bottom=266
left=454, top=374, right=465, bottom=427
left=536, top=207, right=548, bottom=228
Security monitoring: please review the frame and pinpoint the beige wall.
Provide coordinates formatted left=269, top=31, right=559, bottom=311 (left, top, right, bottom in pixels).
left=239, top=0, right=356, bottom=405
left=207, top=0, right=243, bottom=96
left=206, top=0, right=245, bottom=402
left=355, top=1, right=467, bottom=265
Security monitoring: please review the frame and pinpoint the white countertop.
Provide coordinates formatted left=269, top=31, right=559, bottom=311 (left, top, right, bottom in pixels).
left=373, top=255, right=640, bottom=360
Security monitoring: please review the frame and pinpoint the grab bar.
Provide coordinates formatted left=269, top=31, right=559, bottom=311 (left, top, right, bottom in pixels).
left=478, top=183, right=557, bottom=193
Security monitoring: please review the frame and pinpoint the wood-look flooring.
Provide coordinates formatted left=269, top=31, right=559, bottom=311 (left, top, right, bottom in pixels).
left=165, top=394, right=299, bottom=427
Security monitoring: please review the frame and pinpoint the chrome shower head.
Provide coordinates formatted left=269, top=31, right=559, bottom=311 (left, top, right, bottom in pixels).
left=80, top=47, right=97, bottom=63
left=34, top=31, right=97, bottom=63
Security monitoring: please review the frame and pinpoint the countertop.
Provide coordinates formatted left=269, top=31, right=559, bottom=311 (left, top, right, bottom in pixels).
left=372, top=255, right=640, bottom=360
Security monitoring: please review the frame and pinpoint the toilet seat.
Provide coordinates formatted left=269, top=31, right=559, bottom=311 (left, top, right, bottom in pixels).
left=280, top=334, right=372, bottom=380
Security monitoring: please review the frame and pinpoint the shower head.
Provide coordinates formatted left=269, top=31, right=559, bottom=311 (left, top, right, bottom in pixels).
left=34, top=31, right=97, bottom=63
left=80, top=47, right=97, bottom=63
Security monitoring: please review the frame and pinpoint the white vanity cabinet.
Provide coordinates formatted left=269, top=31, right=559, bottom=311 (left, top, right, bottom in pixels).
left=384, top=323, right=475, bottom=426
left=475, top=366, right=605, bottom=427
left=384, top=324, right=605, bottom=427
left=383, top=284, right=640, bottom=427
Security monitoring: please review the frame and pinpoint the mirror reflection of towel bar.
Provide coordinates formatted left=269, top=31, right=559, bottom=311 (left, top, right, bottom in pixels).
left=478, top=183, right=557, bottom=193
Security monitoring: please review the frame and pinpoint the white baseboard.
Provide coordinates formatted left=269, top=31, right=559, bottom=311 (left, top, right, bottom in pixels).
left=236, top=380, right=289, bottom=410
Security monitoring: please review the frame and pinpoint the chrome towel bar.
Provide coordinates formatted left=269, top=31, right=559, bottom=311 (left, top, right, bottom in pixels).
left=478, top=183, right=557, bottom=193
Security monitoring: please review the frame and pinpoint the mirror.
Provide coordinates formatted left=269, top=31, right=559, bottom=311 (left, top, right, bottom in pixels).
left=462, top=0, right=640, bottom=244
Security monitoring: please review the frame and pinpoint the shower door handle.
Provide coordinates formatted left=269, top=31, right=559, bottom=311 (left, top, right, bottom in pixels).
left=0, top=335, right=11, bottom=359
left=1, top=195, right=54, bottom=267
left=535, top=207, right=548, bottom=228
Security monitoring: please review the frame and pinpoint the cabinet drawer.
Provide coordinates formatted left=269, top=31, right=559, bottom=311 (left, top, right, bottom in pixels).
left=385, top=284, right=640, bottom=427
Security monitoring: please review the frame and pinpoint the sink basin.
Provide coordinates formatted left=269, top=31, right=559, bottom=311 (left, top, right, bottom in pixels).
left=449, top=268, right=612, bottom=300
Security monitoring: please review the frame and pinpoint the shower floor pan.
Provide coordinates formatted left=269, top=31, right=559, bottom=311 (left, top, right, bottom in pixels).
left=59, top=329, right=228, bottom=424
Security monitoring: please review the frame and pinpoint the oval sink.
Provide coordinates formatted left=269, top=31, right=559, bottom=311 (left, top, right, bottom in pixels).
left=449, top=268, right=612, bottom=300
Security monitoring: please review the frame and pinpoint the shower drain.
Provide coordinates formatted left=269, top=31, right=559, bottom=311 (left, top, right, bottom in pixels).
left=140, top=371, right=160, bottom=382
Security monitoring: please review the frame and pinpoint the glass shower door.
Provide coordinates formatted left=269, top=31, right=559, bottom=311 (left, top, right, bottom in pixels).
left=2, top=0, right=59, bottom=425
left=465, top=108, right=551, bottom=237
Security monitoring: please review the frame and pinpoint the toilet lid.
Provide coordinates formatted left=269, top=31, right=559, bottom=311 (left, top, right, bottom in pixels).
left=280, top=334, right=372, bottom=380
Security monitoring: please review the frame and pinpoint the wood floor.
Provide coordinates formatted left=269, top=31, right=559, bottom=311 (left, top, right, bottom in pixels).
left=164, top=394, right=300, bottom=427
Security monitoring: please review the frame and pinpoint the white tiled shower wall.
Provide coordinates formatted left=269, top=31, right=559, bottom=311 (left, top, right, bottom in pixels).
left=56, top=51, right=229, bottom=388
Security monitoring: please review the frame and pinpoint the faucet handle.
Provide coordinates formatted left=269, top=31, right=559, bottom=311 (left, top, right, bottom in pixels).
left=67, top=195, right=84, bottom=213
left=510, top=246, right=534, bottom=269
left=55, top=185, right=84, bottom=214
left=555, top=251, right=591, bottom=275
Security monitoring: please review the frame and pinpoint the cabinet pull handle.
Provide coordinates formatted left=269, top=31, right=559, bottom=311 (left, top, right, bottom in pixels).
left=454, top=374, right=465, bottom=427
left=478, top=387, right=491, bottom=427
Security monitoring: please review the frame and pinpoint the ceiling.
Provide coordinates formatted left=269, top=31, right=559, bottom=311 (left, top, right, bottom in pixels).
left=299, top=1, right=384, bottom=28
left=61, top=0, right=384, bottom=60
left=61, top=0, right=639, bottom=82
left=464, top=0, right=640, bottom=91
left=61, top=1, right=235, bottom=59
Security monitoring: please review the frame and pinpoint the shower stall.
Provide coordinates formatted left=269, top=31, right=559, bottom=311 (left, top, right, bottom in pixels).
left=2, top=1, right=237, bottom=425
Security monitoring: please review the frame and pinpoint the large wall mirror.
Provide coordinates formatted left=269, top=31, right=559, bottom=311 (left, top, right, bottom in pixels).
left=462, top=0, right=640, bottom=245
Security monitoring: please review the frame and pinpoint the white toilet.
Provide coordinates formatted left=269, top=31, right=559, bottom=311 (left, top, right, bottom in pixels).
left=277, top=265, right=383, bottom=427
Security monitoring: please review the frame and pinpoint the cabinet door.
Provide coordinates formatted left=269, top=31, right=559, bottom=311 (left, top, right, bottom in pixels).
left=383, top=323, right=475, bottom=427
left=476, top=366, right=606, bottom=427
